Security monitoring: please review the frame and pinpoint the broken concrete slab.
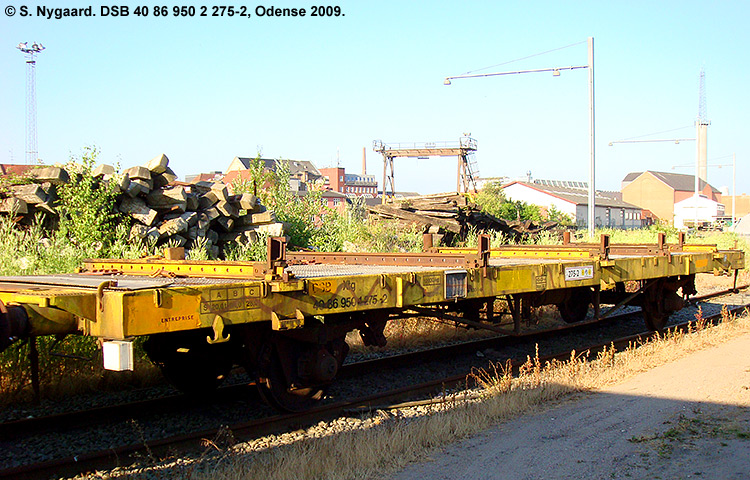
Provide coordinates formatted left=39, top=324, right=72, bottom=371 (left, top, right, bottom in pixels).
left=118, top=197, right=158, bottom=226
left=145, top=154, right=169, bottom=174
left=29, top=167, right=69, bottom=185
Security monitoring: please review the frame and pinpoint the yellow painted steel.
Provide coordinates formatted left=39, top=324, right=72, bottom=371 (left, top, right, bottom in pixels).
left=440, top=243, right=723, bottom=259
left=1, top=248, right=743, bottom=340
left=681, top=244, right=719, bottom=253
left=81, top=259, right=268, bottom=279
left=439, top=246, right=593, bottom=259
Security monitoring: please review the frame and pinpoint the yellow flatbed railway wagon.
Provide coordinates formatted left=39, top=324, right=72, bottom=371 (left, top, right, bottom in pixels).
left=0, top=234, right=743, bottom=411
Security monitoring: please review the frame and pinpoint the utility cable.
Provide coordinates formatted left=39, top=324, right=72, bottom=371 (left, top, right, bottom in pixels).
left=461, top=40, right=587, bottom=76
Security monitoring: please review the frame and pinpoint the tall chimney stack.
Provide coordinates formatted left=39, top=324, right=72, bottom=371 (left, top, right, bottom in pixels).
left=697, top=122, right=708, bottom=183
left=362, top=147, right=367, bottom=175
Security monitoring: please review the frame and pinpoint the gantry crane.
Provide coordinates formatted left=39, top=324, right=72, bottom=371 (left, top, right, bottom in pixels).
left=373, top=136, right=479, bottom=203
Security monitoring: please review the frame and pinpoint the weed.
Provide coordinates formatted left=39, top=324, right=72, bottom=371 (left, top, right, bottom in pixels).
left=473, top=181, right=546, bottom=222
left=223, top=232, right=270, bottom=262
left=187, top=236, right=212, bottom=261
left=56, top=147, right=125, bottom=255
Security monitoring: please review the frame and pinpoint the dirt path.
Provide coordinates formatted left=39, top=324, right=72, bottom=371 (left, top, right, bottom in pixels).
left=392, top=333, right=750, bottom=480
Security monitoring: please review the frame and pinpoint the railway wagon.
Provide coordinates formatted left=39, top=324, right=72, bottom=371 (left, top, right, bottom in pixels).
left=0, top=233, right=743, bottom=411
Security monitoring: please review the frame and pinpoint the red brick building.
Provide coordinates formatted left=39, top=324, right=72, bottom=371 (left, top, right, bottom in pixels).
left=319, top=167, right=377, bottom=197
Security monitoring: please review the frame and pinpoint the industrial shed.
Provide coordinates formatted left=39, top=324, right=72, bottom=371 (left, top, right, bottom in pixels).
left=501, top=180, right=643, bottom=229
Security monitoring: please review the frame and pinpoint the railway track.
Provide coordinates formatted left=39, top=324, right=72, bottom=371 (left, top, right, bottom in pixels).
left=6, top=284, right=741, bottom=440
left=1, top=284, right=747, bottom=479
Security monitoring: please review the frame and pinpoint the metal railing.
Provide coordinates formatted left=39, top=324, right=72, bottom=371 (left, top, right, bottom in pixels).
left=373, top=136, right=477, bottom=152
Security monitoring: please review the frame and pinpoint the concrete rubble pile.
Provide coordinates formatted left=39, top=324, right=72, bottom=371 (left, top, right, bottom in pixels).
left=366, top=192, right=558, bottom=243
left=0, top=154, right=284, bottom=257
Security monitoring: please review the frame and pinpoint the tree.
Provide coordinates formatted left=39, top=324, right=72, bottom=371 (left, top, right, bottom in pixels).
left=231, top=154, right=274, bottom=200
left=474, top=181, right=542, bottom=221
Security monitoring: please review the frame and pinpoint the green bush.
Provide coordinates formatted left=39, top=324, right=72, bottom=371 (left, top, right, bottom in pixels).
left=56, top=147, right=126, bottom=256
left=473, top=181, right=542, bottom=222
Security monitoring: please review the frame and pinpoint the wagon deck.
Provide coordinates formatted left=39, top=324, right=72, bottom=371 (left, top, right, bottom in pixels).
left=0, top=233, right=742, bottom=411
left=0, top=233, right=741, bottom=339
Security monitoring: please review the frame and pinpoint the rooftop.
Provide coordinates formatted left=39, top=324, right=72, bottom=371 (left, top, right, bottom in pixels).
left=622, top=171, right=720, bottom=193
left=232, top=157, right=322, bottom=178
left=503, top=181, right=640, bottom=209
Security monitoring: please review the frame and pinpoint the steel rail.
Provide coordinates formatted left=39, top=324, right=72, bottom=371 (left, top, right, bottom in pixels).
left=1, top=284, right=746, bottom=479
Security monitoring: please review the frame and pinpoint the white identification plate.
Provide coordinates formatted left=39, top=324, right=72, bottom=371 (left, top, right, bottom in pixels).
left=564, top=265, right=594, bottom=281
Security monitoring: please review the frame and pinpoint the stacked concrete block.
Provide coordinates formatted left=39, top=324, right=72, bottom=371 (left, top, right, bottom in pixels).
left=0, top=153, right=286, bottom=258
left=113, top=154, right=282, bottom=255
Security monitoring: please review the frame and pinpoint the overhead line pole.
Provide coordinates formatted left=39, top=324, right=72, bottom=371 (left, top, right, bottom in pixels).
left=444, top=37, right=596, bottom=237
left=587, top=37, right=595, bottom=239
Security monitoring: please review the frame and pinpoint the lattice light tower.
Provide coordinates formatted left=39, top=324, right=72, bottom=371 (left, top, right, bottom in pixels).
left=16, top=42, right=45, bottom=164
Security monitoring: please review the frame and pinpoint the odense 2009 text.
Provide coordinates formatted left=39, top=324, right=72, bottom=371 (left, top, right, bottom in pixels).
left=102, top=5, right=344, bottom=17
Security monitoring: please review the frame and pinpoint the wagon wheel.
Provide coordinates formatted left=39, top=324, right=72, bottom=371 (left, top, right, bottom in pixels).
left=642, top=280, right=670, bottom=331
left=144, top=333, right=233, bottom=396
left=557, top=287, right=591, bottom=323
left=641, top=279, right=683, bottom=331
left=255, top=335, right=349, bottom=412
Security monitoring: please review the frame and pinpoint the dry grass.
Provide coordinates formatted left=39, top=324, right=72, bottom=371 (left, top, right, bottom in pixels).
left=98, top=302, right=750, bottom=480
left=0, top=336, right=161, bottom=406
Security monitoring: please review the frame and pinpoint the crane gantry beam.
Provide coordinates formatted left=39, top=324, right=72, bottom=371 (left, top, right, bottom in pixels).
left=373, top=137, right=479, bottom=203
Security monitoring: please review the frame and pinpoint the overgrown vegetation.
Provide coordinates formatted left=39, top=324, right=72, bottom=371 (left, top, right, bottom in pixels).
left=230, top=157, right=423, bottom=255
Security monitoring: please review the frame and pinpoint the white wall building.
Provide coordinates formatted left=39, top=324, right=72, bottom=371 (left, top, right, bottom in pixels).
left=501, top=181, right=643, bottom=229
left=673, top=194, right=725, bottom=229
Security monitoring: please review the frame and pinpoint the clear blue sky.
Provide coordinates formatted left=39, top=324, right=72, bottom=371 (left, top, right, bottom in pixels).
left=1, top=1, right=748, bottom=195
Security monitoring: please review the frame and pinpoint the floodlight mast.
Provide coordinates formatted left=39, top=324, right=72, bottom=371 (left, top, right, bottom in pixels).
left=444, top=37, right=596, bottom=238
left=16, top=42, right=45, bottom=164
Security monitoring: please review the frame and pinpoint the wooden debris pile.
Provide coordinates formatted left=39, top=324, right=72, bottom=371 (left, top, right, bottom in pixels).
left=367, top=192, right=558, bottom=242
left=0, top=154, right=284, bottom=257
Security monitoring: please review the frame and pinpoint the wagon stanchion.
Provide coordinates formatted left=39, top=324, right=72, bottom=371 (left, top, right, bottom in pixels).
left=29, top=337, right=40, bottom=403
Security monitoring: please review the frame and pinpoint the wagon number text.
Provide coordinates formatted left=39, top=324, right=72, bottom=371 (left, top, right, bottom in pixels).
left=313, top=294, right=387, bottom=310
left=564, top=265, right=594, bottom=281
